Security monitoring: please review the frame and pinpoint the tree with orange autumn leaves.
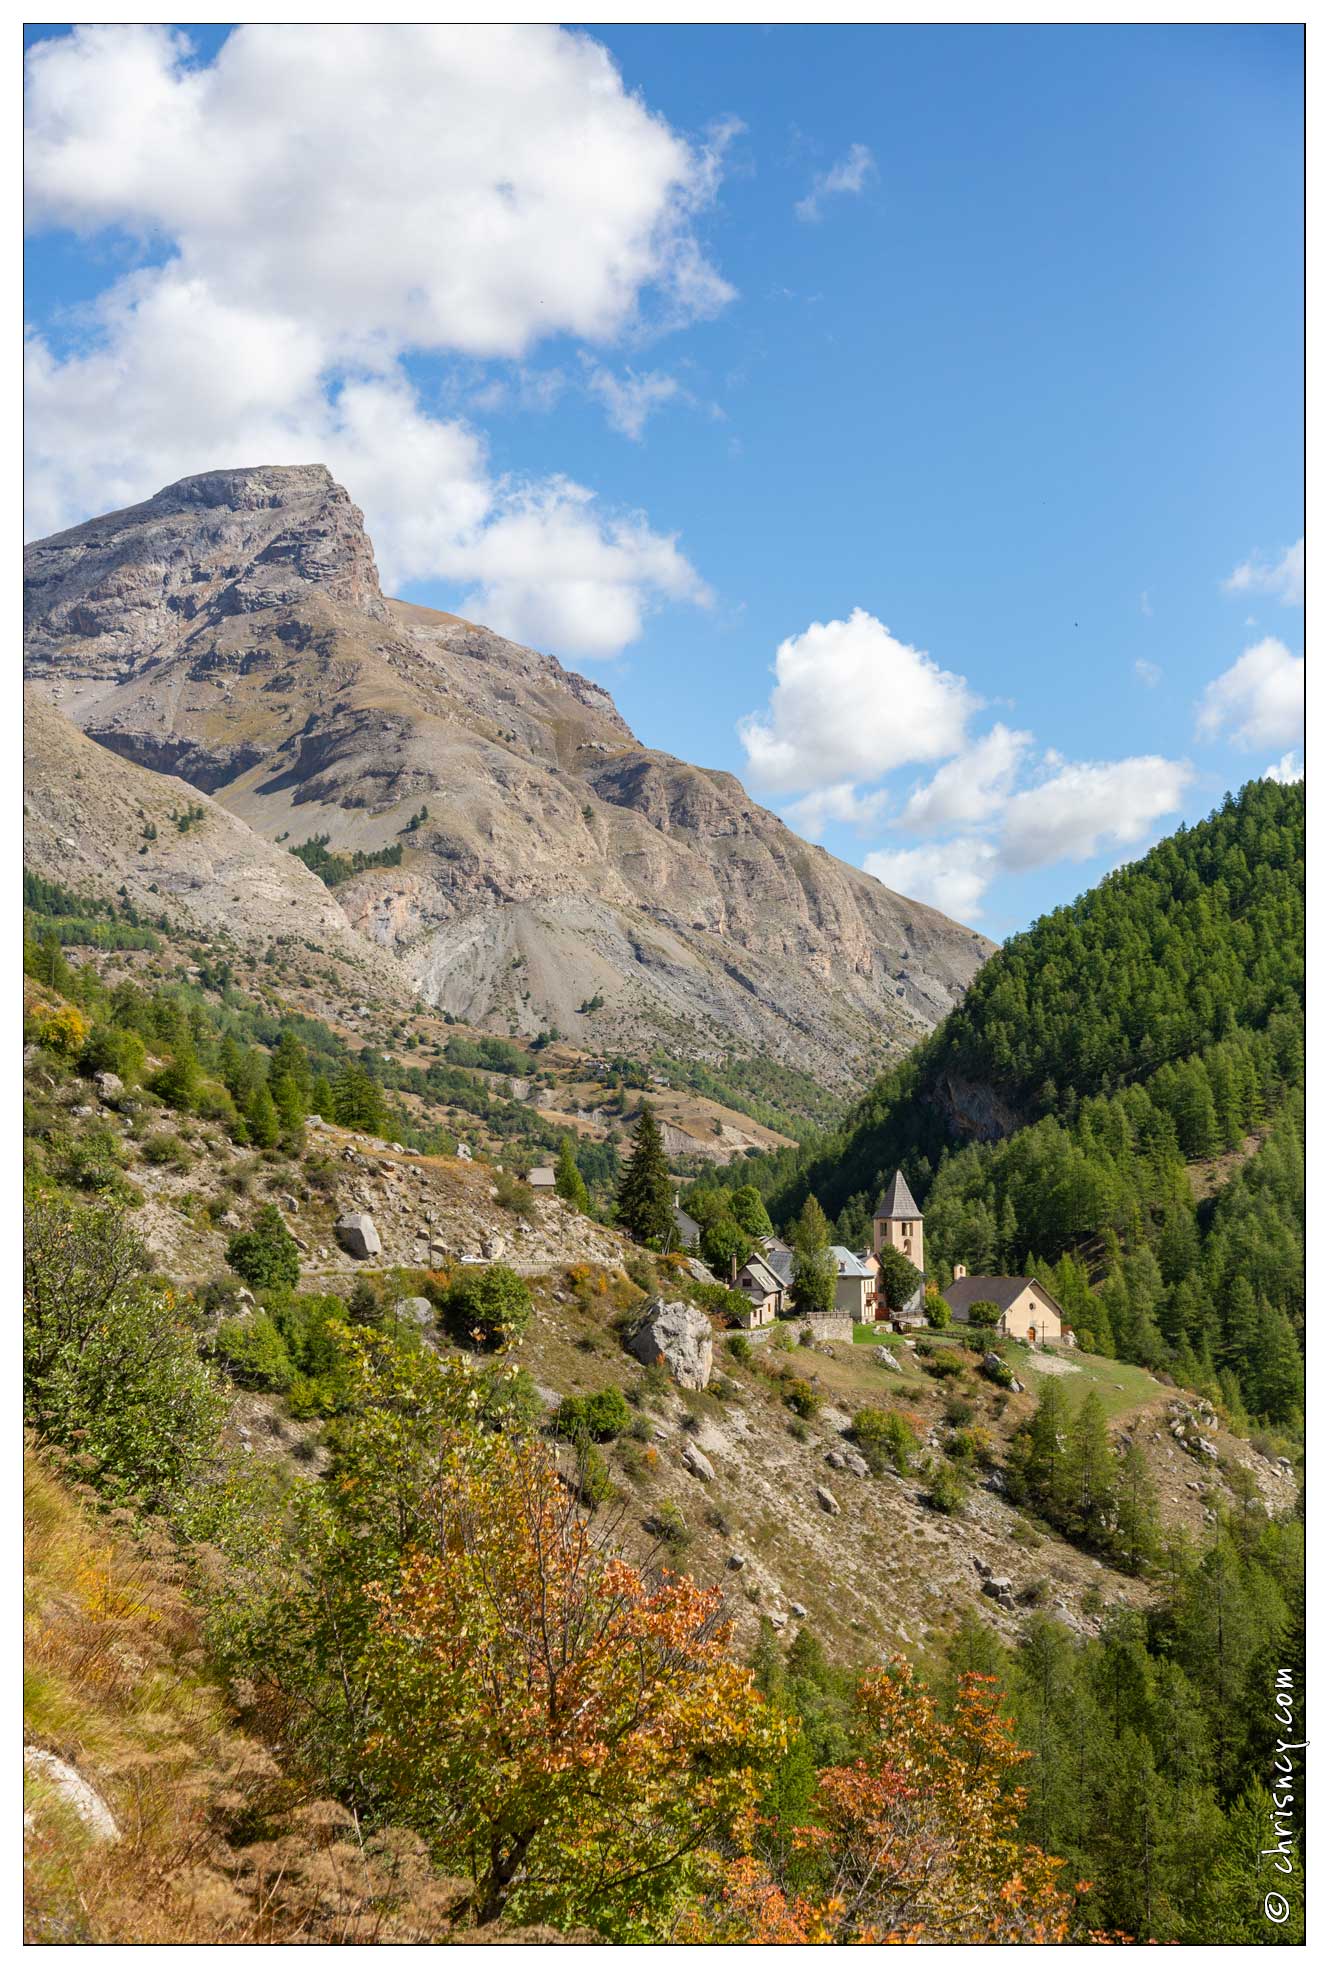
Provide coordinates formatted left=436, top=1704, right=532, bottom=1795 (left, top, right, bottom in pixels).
left=678, top=1660, right=1091, bottom=1944
left=358, top=1429, right=788, bottom=1936
left=243, top=1330, right=1099, bottom=1942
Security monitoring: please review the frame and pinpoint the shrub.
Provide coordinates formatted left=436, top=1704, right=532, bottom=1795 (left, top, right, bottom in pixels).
left=782, top=1377, right=822, bottom=1421
left=80, top=1023, right=146, bottom=1082
left=692, top=1280, right=753, bottom=1326
left=493, top=1169, right=538, bottom=1222
left=949, top=1424, right=998, bottom=1468
left=225, top=1204, right=301, bottom=1292
left=59, top=1124, right=127, bottom=1196
left=944, top=1393, right=976, bottom=1427
left=924, top=1292, right=951, bottom=1330
left=23, top=1191, right=225, bottom=1506
left=770, top=1322, right=796, bottom=1353
left=438, top=1263, right=533, bottom=1349
left=924, top=1458, right=968, bottom=1515
left=571, top=1441, right=615, bottom=1509
left=921, top=1351, right=965, bottom=1382
left=625, top=1250, right=659, bottom=1296
left=214, top=1312, right=295, bottom=1390
left=555, top=1386, right=633, bottom=1443
left=149, top=1051, right=200, bottom=1113
left=25, top=1001, right=89, bottom=1060
left=852, top=1407, right=918, bottom=1476
left=646, top=1498, right=690, bottom=1553
left=141, top=1130, right=192, bottom=1169
left=967, top=1300, right=1002, bottom=1332
left=726, top=1333, right=753, bottom=1368
left=979, top=1353, right=1015, bottom=1389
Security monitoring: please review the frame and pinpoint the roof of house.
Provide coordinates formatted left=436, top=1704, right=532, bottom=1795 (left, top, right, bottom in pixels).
left=763, top=1241, right=795, bottom=1286
left=672, top=1204, right=700, bottom=1239
left=874, top=1170, right=921, bottom=1220
left=942, top=1275, right=1064, bottom=1319
left=738, top=1254, right=784, bottom=1297
left=528, top=1166, right=557, bottom=1186
left=830, top=1245, right=874, bottom=1279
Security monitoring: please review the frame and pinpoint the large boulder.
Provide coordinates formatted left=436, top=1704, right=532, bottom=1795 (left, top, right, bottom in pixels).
left=626, top=1298, right=713, bottom=1390
left=335, top=1211, right=381, bottom=1259
left=874, top=1346, right=904, bottom=1373
left=682, top=1441, right=715, bottom=1483
left=393, top=1296, right=434, bottom=1327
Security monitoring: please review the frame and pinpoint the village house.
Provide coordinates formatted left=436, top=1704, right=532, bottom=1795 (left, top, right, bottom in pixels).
left=671, top=1193, right=700, bottom=1251
left=734, top=1252, right=784, bottom=1327
left=942, top=1265, right=1069, bottom=1345
left=830, top=1245, right=876, bottom=1321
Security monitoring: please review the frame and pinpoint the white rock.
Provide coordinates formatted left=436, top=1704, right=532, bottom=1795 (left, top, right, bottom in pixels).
left=815, top=1485, right=841, bottom=1516
left=24, top=1749, right=119, bottom=1843
left=682, top=1441, right=715, bottom=1483
left=626, top=1299, right=713, bottom=1390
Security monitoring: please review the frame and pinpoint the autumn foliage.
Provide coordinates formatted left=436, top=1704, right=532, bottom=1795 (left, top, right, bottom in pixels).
left=682, top=1660, right=1084, bottom=1943
left=359, top=1431, right=787, bottom=1936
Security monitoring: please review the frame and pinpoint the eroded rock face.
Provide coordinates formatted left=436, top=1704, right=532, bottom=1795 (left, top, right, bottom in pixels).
left=24, top=464, right=388, bottom=677
left=25, top=465, right=993, bottom=1088
left=626, top=1298, right=713, bottom=1390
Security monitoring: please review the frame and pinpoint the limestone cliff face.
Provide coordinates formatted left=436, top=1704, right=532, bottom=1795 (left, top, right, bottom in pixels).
left=24, top=465, right=994, bottom=1085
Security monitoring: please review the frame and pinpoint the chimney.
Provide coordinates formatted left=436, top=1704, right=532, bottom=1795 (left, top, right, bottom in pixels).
left=953, top=1262, right=967, bottom=1281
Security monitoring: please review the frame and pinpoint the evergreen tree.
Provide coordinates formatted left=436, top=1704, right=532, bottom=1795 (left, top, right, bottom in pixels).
left=554, top=1135, right=590, bottom=1213
left=1064, top=1390, right=1116, bottom=1547
left=789, top=1194, right=837, bottom=1313
left=615, top=1103, right=674, bottom=1245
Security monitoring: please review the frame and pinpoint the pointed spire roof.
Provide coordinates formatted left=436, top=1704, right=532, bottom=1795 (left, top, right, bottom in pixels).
left=874, top=1170, right=921, bottom=1220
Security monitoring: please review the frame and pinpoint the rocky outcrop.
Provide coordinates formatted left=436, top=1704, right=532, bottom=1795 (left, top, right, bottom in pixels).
left=24, top=465, right=993, bottom=1088
left=335, top=1212, right=382, bottom=1259
left=24, top=464, right=388, bottom=677
left=626, top=1299, right=713, bottom=1390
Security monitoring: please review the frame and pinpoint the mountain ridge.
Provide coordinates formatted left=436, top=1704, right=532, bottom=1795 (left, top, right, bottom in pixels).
left=24, top=464, right=993, bottom=1092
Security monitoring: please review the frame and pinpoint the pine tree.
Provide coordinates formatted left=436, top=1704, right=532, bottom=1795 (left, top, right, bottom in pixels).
left=1065, top=1390, right=1116, bottom=1547
left=789, top=1194, right=837, bottom=1313
left=1114, top=1441, right=1160, bottom=1575
left=555, top=1135, right=590, bottom=1214
left=615, top=1103, right=673, bottom=1245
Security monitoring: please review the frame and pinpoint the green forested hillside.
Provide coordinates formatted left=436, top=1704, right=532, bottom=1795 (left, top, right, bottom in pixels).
left=763, top=781, right=1305, bottom=1422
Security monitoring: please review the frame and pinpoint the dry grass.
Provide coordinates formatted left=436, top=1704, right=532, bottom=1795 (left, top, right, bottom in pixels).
left=21, top=1443, right=536, bottom=1944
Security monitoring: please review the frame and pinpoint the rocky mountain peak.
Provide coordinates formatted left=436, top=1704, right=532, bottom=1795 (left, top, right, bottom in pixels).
left=24, top=462, right=390, bottom=677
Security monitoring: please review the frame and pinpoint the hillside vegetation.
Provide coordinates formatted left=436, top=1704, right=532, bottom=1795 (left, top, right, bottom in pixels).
left=22, top=779, right=1303, bottom=1945
left=749, top=781, right=1304, bottom=1426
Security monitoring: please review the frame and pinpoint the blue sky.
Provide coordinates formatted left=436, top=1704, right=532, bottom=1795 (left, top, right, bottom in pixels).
left=24, top=23, right=1304, bottom=935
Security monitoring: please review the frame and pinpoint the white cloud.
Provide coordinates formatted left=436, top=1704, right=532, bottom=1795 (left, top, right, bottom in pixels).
left=737, top=608, right=978, bottom=794
left=1196, top=637, right=1304, bottom=750
left=25, top=24, right=732, bottom=358
left=794, top=142, right=876, bottom=222
left=783, top=782, right=890, bottom=841
left=864, top=840, right=998, bottom=921
left=1135, top=659, right=1162, bottom=688
left=1140, top=590, right=1153, bottom=617
left=1264, top=753, right=1304, bottom=785
left=454, top=476, right=709, bottom=658
left=1222, top=537, right=1304, bottom=607
left=24, top=308, right=707, bottom=660
left=899, top=723, right=1032, bottom=831
left=999, top=756, right=1194, bottom=870
left=584, top=365, right=681, bottom=440
left=23, top=23, right=731, bottom=659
